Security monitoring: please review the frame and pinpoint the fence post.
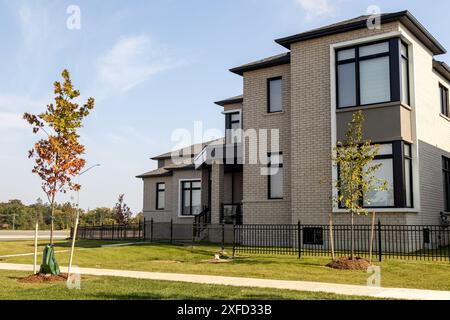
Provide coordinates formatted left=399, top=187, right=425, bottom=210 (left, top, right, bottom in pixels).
left=150, top=218, right=154, bottom=243
left=100, top=223, right=103, bottom=240
left=143, top=218, right=146, bottom=241
left=221, top=223, right=225, bottom=252
left=192, top=222, right=196, bottom=248
left=170, top=218, right=173, bottom=244
left=378, top=219, right=382, bottom=262
left=232, top=222, right=236, bottom=257
left=298, top=220, right=302, bottom=259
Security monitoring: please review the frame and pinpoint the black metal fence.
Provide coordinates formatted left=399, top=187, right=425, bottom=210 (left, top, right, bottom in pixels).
left=74, top=220, right=450, bottom=262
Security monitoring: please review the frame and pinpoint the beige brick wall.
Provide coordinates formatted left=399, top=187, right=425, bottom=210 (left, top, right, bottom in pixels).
left=142, top=169, right=202, bottom=224
left=242, top=64, right=291, bottom=224
left=289, top=22, right=401, bottom=225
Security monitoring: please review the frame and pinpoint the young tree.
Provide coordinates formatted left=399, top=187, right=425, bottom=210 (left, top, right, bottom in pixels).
left=24, top=69, right=95, bottom=244
left=332, top=110, right=388, bottom=260
left=114, top=194, right=132, bottom=224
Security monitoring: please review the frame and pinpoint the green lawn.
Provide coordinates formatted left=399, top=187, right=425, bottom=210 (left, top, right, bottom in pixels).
left=0, top=270, right=373, bottom=300
left=1, top=240, right=449, bottom=291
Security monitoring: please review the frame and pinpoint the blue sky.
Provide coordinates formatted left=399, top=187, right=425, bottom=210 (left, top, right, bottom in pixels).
left=1, top=0, right=449, bottom=213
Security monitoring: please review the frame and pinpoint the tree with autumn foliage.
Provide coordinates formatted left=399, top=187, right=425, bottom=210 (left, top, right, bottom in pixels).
left=332, top=110, right=388, bottom=260
left=114, top=194, right=132, bottom=224
left=24, top=69, right=95, bottom=244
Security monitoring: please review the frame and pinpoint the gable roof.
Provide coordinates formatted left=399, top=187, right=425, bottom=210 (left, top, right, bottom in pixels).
left=275, top=10, right=446, bottom=55
left=229, top=52, right=291, bottom=76
left=214, top=94, right=243, bottom=106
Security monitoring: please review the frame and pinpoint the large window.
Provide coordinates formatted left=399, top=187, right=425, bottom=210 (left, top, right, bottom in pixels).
left=337, top=39, right=406, bottom=108
left=180, top=180, right=201, bottom=216
left=363, top=144, right=395, bottom=208
left=156, top=183, right=165, bottom=210
left=268, top=152, right=283, bottom=199
left=339, top=141, right=413, bottom=209
left=440, top=84, right=449, bottom=117
left=444, top=156, right=450, bottom=212
left=225, top=112, right=241, bottom=144
left=267, top=77, right=283, bottom=113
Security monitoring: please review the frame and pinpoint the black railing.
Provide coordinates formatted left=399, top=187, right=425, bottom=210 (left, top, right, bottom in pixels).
left=74, top=220, right=450, bottom=262
left=220, top=203, right=243, bottom=225
left=194, top=206, right=211, bottom=225
left=234, top=222, right=450, bottom=261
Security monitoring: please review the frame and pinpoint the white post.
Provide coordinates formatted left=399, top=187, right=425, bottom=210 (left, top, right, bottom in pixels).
left=68, top=210, right=80, bottom=277
left=33, top=222, right=39, bottom=274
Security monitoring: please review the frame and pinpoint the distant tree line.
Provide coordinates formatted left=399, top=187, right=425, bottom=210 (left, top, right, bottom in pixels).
left=0, top=197, right=143, bottom=230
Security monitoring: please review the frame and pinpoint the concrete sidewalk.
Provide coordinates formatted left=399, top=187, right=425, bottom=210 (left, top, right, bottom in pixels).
left=1, top=262, right=449, bottom=300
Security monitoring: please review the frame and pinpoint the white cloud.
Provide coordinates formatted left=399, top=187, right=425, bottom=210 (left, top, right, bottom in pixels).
left=0, top=95, right=47, bottom=113
left=0, top=113, right=26, bottom=130
left=95, top=35, right=179, bottom=97
left=296, top=0, right=335, bottom=20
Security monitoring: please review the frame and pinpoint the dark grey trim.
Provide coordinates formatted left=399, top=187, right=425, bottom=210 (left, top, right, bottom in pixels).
left=180, top=180, right=201, bottom=216
left=268, top=152, right=283, bottom=200
left=275, top=11, right=446, bottom=55
left=230, top=53, right=291, bottom=76
left=156, top=182, right=165, bottom=210
left=136, top=171, right=173, bottom=179
left=214, top=95, right=243, bottom=106
left=336, top=38, right=402, bottom=109
left=439, top=83, right=449, bottom=117
left=443, top=156, right=450, bottom=212
left=267, top=76, right=283, bottom=113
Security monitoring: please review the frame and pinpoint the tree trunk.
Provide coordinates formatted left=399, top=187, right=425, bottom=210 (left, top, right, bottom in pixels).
left=50, top=197, right=55, bottom=245
left=350, top=211, right=355, bottom=260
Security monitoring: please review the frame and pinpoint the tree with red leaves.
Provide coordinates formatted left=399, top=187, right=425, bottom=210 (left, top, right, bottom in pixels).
left=24, top=69, right=95, bottom=244
left=114, top=194, right=132, bottom=224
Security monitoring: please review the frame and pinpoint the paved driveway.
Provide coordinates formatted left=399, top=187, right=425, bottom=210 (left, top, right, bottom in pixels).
left=0, top=230, right=69, bottom=241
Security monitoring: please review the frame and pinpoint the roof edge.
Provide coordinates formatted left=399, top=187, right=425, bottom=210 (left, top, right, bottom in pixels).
left=230, top=53, right=291, bottom=76
left=433, top=60, right=450, bottom=83
left=214, top=95, right=243, bottom=106
left=275, top=11, right=446, bottom=55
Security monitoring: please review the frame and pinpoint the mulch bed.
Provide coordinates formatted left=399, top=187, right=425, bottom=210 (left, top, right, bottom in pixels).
left=327, top=257, right=372, bottom=270
left=18, top=273, right=68, bottom=284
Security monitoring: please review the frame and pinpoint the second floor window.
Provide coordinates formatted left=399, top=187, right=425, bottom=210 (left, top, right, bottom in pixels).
left=268, top=152, right=283, bottom=199
left=440, top=84, right=449, bottom=117
left=225, top=112, right=241, bottom=144
left=156, top=183, right=165, bottom=210
left=267, top=77, right=283, bottom=113
left=443, top=156, right=450, bottom=212
left=337, top=39, right=408, bottom=108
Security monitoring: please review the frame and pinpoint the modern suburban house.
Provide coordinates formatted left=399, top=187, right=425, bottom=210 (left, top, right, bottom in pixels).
left=137, top=11, right=450, bottom=230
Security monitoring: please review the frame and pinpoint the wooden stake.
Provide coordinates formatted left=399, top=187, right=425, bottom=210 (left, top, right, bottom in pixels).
left=33, top=221, right=38, bottom=274
left=369, top=211, right=376, bottom=264
left=68, top=210, right=80, bottom=277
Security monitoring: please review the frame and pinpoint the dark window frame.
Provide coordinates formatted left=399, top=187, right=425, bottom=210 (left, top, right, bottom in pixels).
left=336, top=38, right=402, bottom=109
left=337, top=141, right=413, bottom=209
left=225, top=112, right=241, bottom=145
left=443, top=156, right=450, bottom=212
left=303, top=227, right=324, bottom=245
left=155, top=182, right=165, bottom=210
left=440, top=83, right=449, bottom=117
left=180, top=180, right=201, bottom=216
left=267, top=76, right=283, bottom=113
left=401, top=41, right=411, bottom=106
left=268, top=152, right=283, bottom=200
